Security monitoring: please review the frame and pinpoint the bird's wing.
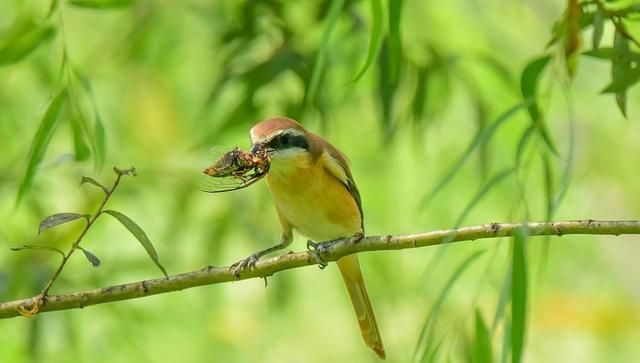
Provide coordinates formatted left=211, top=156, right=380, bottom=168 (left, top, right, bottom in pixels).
left=320, top=144, right=364, bottom=231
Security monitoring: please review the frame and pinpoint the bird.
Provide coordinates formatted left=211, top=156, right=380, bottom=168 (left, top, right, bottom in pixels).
left=229, top=116, right=386, bottom=359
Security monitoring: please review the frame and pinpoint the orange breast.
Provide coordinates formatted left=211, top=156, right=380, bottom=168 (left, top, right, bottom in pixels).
left=266, top=154, right=362, bottom=241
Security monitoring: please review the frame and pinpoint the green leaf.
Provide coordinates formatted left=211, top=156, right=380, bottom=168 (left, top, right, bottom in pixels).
left=70, top=117, right=91, bottom=161
left=582, top=48, right=616, bottom=60
left=71, top=66, right=107, bottom=169
left=541, top=152, right=554, bottom=219
left=39, top=212, right=89, bottom=234
left=47, top=0, right=61, bottom=18
left=68, top=0, right=135, bottom=9
left=79, top=247, right=101, bottom=267
left=612, top=32, right=631, bottom=117
left=499, top=318, right=511, bottom=363
left=492, top=267, right=512, bottom=332
left=0, top=22, right=56, bottom=65
left=422, top=100, right=530, bottom=206
left=412, top=66, right=430, bottom=122
left=583, top=48, right=640, bottom=63
left=304, top=0, right=344, bottom=109
left=103, top=210, right=168, bottom=277
left=601, top=66, right=640, bottom=93
left=511, top=228, right=528, bottom=363
left=352, top=0, right=385, bottom=82
left=413, top=251, right=485, bottom=363
left=94, top=113, right=106, bottom=169
left=592, top=7, right=604, bottom=50
left=551, top=113, right=575, bottom=214
left=377, top=40, right=394, bottom=137
left=454, top=167, right=516, bottom=227
left=520, top=55, right=558, bottom=155
left=387, top=0, right=404, bottom=84
left=472, top=309, right=493, bottom=363
left=80, top=176, right=110, bottom=194
left=515, top=125, right=535, bottom=166
left=11, top=244, right=65, bottom=258
left=16, top=89, right=67, bottom=205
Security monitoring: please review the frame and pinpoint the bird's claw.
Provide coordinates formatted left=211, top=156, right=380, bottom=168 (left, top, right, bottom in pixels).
left=306, top=240, right=329, bottom=269
left=229, top=253, right=260, bottom=277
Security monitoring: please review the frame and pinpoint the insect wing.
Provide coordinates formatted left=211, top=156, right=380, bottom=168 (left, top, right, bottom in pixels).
left=199, top=174, right=252, bottom=193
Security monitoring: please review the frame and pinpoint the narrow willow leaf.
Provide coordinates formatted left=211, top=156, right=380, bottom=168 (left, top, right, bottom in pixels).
left=520, top=55, right=558, bottom=155
left=412, top=66, right=430, bottom=122
left=352, top=0, right=385, bottom=82
left=422, top=101, right=530, bottom=207
left=39, top=212, right=89, bottom=234
left=68, top=0, right=135, bottom=9
left=16, top=89, right=67, bottom=205
left=601, top=67, right=640, bottom=93
left=94, top=113, right=106, bottom=169
left=612, top=32, right=630, bottom=117
left=47, top=0, right=61, bottom=18
left=79, top=247, right=101, bottom=267
left=0, top=23, right=56, bottom=65
left=71, top=66, right=106, bottom=169
left=551, top=100, right=575, bottom=213
left=584, top=48, right=640, bottom=63
left=412, top=251, right=485, bottom=363
left=583, top=48, right=616, bottom=60
left=592, top=7, right=604, bottom=50
left=564, top=0, right=581, bottom=78
left=80, top=176, right=110, bottom=194
left=454, top=167, right=516, bottom=227
left=70, top=117, right=91, bottom=161
left=424, top=334, right=447, bottom=363
left=387, top=0, right=404, bottom=84
left=541, top=152, right=554, bottom=219
left=515, top=125, right=535, bottom=166
left=377, top=41, right=394, bottom=137
left=472, top=309, right=493, bottom=363
left=500, top=318, right=511, bottom=363
left=511, top=228, right=528, bottom=363
left=305, top=0, right=344, bottom=109
left=11, top=244, right=65, bottom=257
left=103, top=210, right=168, bottom=277
left=492, top=266, right=512, bottom=332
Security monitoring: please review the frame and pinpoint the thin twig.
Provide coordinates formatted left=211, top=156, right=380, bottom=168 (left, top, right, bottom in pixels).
left=17, top=167, right=136, bottom=316
left=1, top=219, right=639, bottom=320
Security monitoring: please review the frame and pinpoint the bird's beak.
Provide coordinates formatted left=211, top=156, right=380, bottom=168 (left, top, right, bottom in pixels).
left=251, top=140, right=276, bottom=155
left=250, top=142, right=264, bottom=154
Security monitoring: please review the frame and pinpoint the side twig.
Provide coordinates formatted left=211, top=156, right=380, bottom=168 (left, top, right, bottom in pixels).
left=1, top=219, right=638, bottom=320
left=15, top=167, right=137, bottom=317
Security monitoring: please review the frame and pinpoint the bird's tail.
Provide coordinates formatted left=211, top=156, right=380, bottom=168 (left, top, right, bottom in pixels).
left=336, top=254, right=386, bottom=359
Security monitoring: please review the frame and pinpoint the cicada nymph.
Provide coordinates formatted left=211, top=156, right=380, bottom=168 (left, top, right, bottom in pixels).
left=200, top=146, right=271, bottom=193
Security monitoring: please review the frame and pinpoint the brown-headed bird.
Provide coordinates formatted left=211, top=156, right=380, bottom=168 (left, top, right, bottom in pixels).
left=230, top=117, right=385, bottom=358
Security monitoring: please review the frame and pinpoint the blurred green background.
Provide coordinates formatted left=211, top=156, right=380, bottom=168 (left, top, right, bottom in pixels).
left=1, top=0, right=640, bottom=362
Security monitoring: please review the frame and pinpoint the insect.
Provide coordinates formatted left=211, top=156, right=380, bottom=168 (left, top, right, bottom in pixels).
left=200, top=146, right=271, bottom=193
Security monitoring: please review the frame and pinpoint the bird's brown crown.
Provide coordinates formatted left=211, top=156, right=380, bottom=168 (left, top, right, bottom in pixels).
left=250, top=117, right=305, bottom=143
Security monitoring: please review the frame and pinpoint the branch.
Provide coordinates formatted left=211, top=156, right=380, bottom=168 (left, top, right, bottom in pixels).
left=1, top=219, right=639, bottom=320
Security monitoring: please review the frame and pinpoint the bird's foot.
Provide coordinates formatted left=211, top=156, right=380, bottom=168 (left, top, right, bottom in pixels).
left=306, top=233, right=364, bottom=269
left=349, top=232, right=364, bottom=244
left=306, top=240, right=330, bottom=269
left=229, top=253, right=261, bottom=278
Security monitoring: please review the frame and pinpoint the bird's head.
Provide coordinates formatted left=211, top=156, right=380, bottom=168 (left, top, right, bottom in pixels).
left=249, top=117, right=313, bottom=171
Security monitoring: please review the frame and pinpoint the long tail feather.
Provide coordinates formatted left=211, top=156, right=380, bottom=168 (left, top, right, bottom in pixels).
left=336, top=254, right=386, bottom=359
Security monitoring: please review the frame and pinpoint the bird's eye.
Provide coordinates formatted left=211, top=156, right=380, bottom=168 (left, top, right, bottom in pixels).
left=279, top=133, right=291, bottom=147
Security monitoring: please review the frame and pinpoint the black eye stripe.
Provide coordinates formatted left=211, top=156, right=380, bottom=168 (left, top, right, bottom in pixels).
left=269, top=133, right=309, bottom=150
left=289, top=134, right=309, bottom=149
